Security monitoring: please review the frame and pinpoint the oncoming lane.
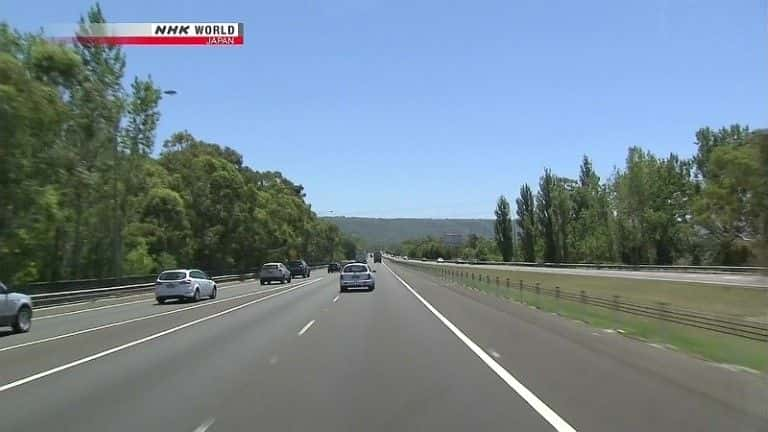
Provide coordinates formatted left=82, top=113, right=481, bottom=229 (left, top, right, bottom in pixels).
left=0, top=276, right=325, bottom=386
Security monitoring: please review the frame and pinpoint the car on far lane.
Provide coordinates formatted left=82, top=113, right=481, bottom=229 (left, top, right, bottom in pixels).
left=155, top=269, right=217, bottom=304
left=339, top=262, right=375, bottom=292
left=327, top=262, right=341, bottom=273
left=260, top=262, right=292, bottom=285
left=0, top=281, right=32, bottom=333
left=287, top=259, right=311, bottom=278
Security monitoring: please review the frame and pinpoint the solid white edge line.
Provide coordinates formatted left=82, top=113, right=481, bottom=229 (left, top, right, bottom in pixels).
left=298, top=319, right=315, bottom=336
left=0, top=280, right=320, bottom=353
left=332, top=295, right=340, bottom=303
left=0, top=278, right=322, bottom=392
left=384, top=263, right=577, bottom=432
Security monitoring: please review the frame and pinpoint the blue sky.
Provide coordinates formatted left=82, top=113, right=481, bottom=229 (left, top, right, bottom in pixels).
left=6, top=1, right=767, bottom=218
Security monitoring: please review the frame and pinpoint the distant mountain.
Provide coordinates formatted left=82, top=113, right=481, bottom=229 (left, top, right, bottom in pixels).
left=323, top=217, right=495, bottom=248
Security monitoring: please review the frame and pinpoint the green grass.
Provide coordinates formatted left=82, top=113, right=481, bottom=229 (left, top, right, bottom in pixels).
left=429, top=263, right=768, bottom=321
left=407, top=262, right=768, bottom=372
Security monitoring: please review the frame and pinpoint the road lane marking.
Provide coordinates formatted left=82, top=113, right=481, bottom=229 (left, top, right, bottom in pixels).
left=193, top=417, right=215, bottom=432
left=332, top=295, right=340, bottom=303
left=33, top=279, right=274, bottom=320
left=489, top=349, right=501, bottom=358
left=298, top=319, right=315, bottom=336
left=0, top=278, right=322, bottom=392
left=35, top=299, right=154, bottom=320
left=33, top=279, right=255, bottom=312
left=0, top=279, right=323, bottom=353
left=35, top=301, right=91, bottom=311
left=384, top=264, right=577, bottom=432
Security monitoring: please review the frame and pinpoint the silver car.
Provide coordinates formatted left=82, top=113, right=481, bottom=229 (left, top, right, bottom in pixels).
left=260, top=263, right=291, bottom=285
left=339, top=263, right=375, bottom=292
left=155, top=269, right=217, bottom=304
left=0, top=281, right=32, bottom=333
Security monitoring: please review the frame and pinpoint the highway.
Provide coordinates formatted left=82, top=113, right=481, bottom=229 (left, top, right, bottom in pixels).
left=0, top=262, right=766, bottom=431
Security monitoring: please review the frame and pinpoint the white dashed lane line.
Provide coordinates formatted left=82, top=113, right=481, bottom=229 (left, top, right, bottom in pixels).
left=298, top=320, right=315, bottom=336
left=0, top=278, right=322, bottom=393
left=2, top=280, right=323, bottom=353
left=193, top=417, right=215, bottom=432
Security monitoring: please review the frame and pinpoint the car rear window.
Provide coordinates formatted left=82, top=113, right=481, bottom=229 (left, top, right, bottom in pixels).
left=158, top=271, right=187, bottom=281
left=343, top=264, right=367, bottom=273
left=287, top=261, right=302, bottom=266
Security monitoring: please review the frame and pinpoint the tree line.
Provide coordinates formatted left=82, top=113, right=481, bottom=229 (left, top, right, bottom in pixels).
left=399, top=126, right=767, bottom=266
left=0, top=6, right=355, bottom=285
left=502, top=126, right=767, bottom=266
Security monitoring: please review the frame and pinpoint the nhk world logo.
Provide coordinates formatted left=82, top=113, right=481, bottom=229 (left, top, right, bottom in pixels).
left=71, top=22, right=244, bottom=46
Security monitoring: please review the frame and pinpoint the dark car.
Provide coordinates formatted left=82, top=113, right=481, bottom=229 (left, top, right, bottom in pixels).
left=373, top=251, right=382, bottom=263
left=287, top=259, right=311, bottom=278
left=328, top=262, right=341, bottom=273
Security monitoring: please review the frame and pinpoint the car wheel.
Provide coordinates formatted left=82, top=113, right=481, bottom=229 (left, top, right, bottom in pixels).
left=369, top=285, right=375, bottom=292
left=288, top=276, right=292, bottom=283
left=210, top=286, right=217, bottom=299
left=157, top=298, right=165, bottom=304
left=12, top=306, right=32, bottom=333
left=260, top=280, right=265, bottom=285
left=192, top=289, right=200, bottom=302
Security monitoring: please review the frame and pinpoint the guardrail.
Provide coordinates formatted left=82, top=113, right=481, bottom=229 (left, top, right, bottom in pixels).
left=392, top=256, right=766, bottom=274
left=390, top=258, right=768, bottom=342
left=29, top=264, right=328, bottom=308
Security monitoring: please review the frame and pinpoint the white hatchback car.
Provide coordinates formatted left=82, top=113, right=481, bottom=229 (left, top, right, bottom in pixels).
left=339, top=263, right=375, bottom=292
left=155, top=269, right=217, bottom=304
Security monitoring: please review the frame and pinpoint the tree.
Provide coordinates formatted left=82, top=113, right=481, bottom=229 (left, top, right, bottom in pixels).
left=613, top=148, right=694, bottom=264
left=552, top=177, right=575, bottom=262
left=693, top=125, right=750, bottom=180
left=569, top=156, right=614, bottom=263
left=494, top=196, right=514, bottom=261
left=516, top=183, right=536, bottom=262
left=536, top=169, right=558, bottom=262
left=0, top=11, right=348, bottom=284
left=0, top=25, right=80, bottom=283
left=694, top=143, right=760, bottom=264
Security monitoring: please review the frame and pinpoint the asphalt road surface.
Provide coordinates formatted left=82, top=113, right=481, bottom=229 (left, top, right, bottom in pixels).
left=0, top=262, right=766, bottom=431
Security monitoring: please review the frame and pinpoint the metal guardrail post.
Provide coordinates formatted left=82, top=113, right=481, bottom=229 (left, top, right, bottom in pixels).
left=658, top=302, right=669, bottom=343
left=519, top=280, right=524, bottom=303
left=555, top=286, right=560, bottom=314
left=535, top=282, right=541, bottom=308
left=613, top=295, right=621, bottom=329
left=580, top=290, right=587, bottom=304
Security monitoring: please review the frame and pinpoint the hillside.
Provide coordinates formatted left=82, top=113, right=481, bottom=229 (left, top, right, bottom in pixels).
left=323, top=217, right=495, bottom=247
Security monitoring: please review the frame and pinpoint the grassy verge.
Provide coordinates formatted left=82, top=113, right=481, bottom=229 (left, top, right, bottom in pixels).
left=401, top=261, right=768, bottom=372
